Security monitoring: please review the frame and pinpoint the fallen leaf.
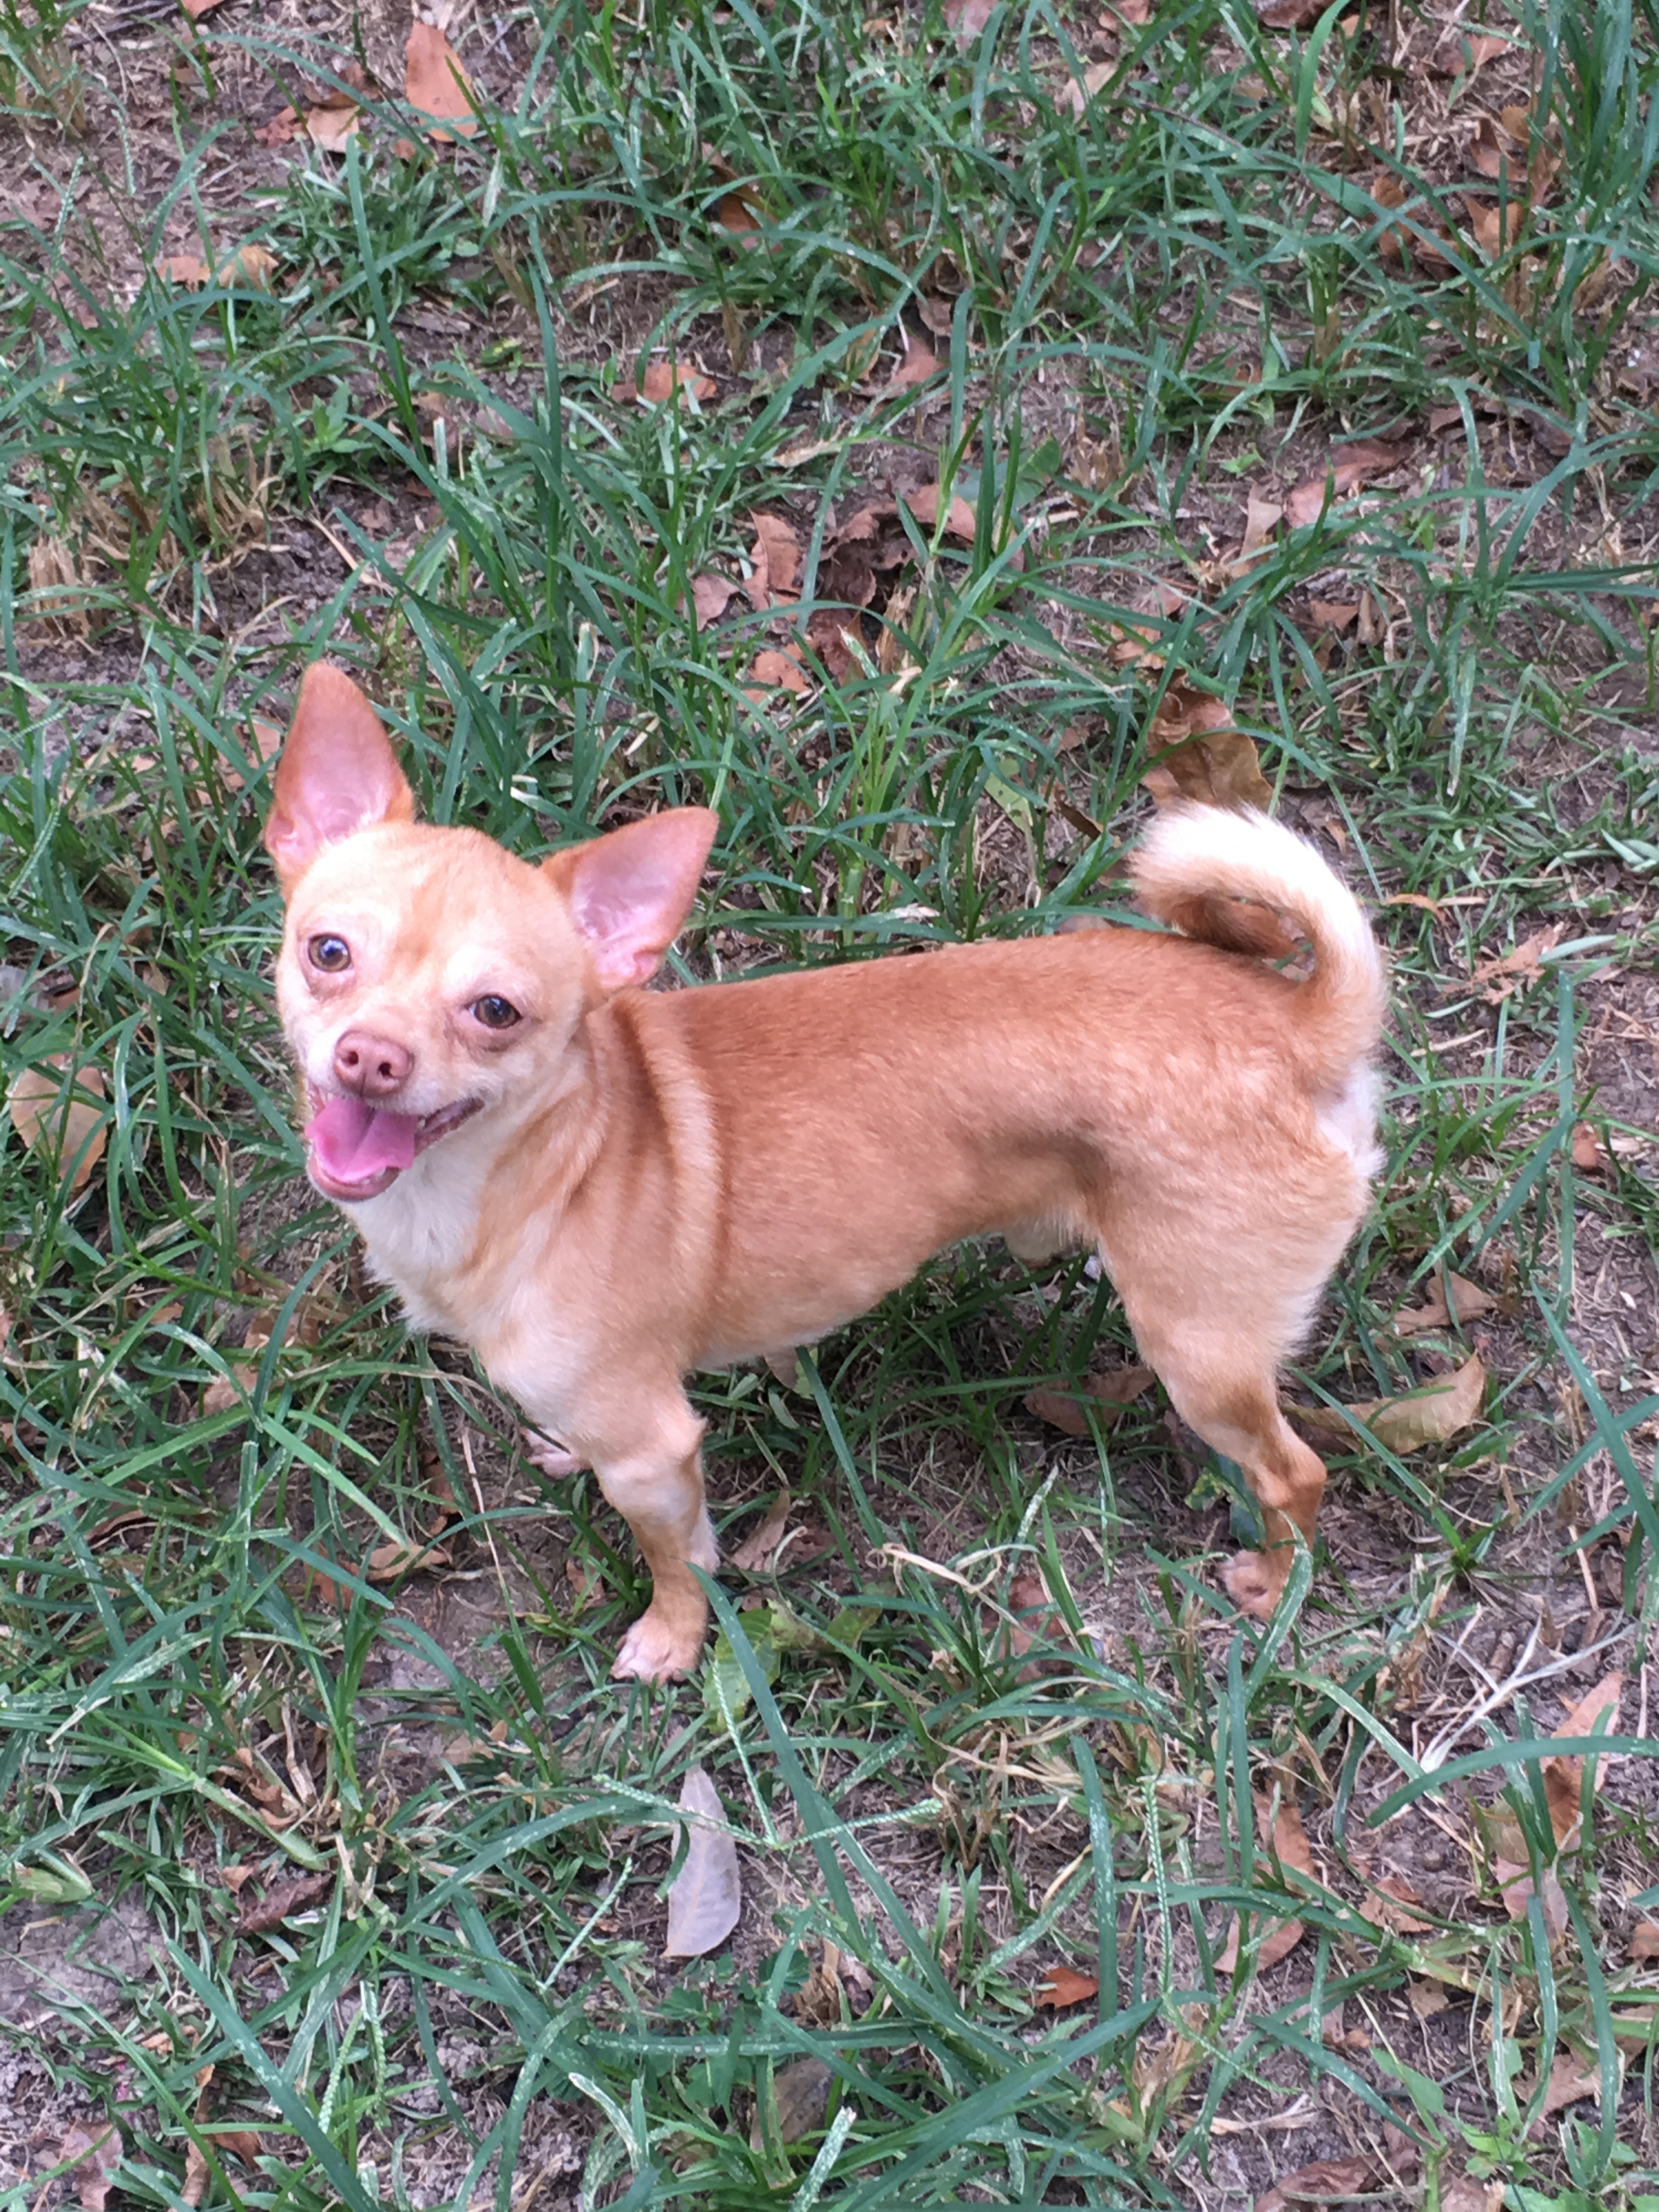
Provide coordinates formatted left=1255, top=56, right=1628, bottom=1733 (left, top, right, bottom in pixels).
left=206, top=2132, right=262, bottom=2168
left=238, top=1872, right=330, bottom=1936
left=1025, top=1363, right=1154, bottom=1436
left=883, top=332, right=940, bottom=391
left=1440, top=2179, right=1504, bottom=2212
left=1255, top=0, right=1327, bottom=24
left=565, top=1553, right=605, bottom=1611
left=180, top=0, right=225, bottom=15
left=690, top=573, right=737, bottom=625
left=751, top=2056, right=833, bottom=2148
left=182, top=2142, right=209, bottom=2208
left=1391, top=1271, right=1498, bottom=1335
left=1219, top=1799, right=1313, bottom=1973
left=1432, top=28, right=1508, bottom=72
left=1057, top=59, right=1115, bottom=119
left=1630, top=1921, right=1659, bottom=1962
left=58, top=2124, right=123, bottom=2212
left=1306, top=599, right=1358, bottom=633
left=1034, top=1964, right=1099, bottom=2007
left=1237, top=490, right=1283, bottom=565
left=747, top=646, right=811, bottom=697
left=1286, top=439, right=1402, bottom=530
left=904, top=482, right=979, bottom=539
left=634, top=357, right=716, bottom=408
left=745, top=510, right=801, bottom=610
left=1371, top=172, right=1454, bottom=273
left=1290, top=1353, right=1486, bottom=1454
left=943, top=0, right=997, bottom=48
left=792, top=1940, right=873, bottom=2023
left=1571, top=1122, right=1609, bottom=1174
left=1463, top=194, right=1516, bottom=260
left=1408, top=1976, right=1449, bottom=2018
left=1358, top=1873, right=1433, bottom=1935
left=304, top=89, right=361, bottom=151
left=1256, top=2154, right=1379, bottom=2212
left=1143, top=686, right=1273, bottom=811
left=201, top=1323, right=274, bottom=1418
left=717, top=189, right=765, bottom=246
left=1541, top=1672, right=1622, bottom=1844
left=215, top=241, right=276, bottom=290
left=1539, top=2050, right=1601, bottom=2114
left=731, top=1487, right=792, bottom=1573
left=8, top=1056, right=106, bottom=1192
left=254, top=106, right=301, bottom=146
left=664, top=1766, right=742, bottom=1958
left=1465, top=922, right=1563, bottom=1000
left=405, top=21, right=477, bottom=140
left=365, top=1536, right=452, bottom=1582
left=155, top=253, right=212, bottom=286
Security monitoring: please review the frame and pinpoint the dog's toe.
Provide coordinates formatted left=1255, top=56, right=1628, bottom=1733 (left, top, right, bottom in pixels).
left=611, top=1609, right=703, bottom=1683
left=1223, top=1550, right=1281, bottom=1621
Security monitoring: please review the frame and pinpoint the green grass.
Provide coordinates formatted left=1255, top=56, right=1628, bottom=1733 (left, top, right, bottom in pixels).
left=2, top=0, right=1658, bottom=2204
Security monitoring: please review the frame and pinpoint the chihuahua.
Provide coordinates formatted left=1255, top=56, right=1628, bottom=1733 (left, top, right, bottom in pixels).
left=266, top=662, right=1385, bottom=1679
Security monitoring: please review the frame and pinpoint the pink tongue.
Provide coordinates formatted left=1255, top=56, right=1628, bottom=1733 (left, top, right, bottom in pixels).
left=306, top=1095, right=420, bottom=1183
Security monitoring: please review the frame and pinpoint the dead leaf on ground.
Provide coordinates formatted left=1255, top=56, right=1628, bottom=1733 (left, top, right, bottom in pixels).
left=155, top=253, right=213, bottom=287
left=1025, top=1363, right=1154, bottom=1436
left=1629, top=1921, right=1659, bottom=1962
left=304, top=89, right=362, bottom=151
left=254, top=106, right=302, bottom=146
left=1143, top=685, right=1273, bottom=812
left=1441, top=2179, right=1504, bottom=2212
left=1433, top=28, right=1509, bottom=72
left=731, top=1487, right=792, bottom=1573
left=1256, top=2154, right=1380, bottom=2212
left=633, top=357, right=716, bottom=408
left=1408, top=1976, right=1449, bottom=2018
left=201, top=1323, right=276, bottom=1419
left=1357, top=1873, right=1433, bottom=1935
left=690, top=573, right=737, bottom=625
left=1306, top=599, right=1358, bottom=633
left=1391, top=1270, right=1499, bottom=1335
left=745, top=510, right=801, bottom=610
left=179, top=0, right=225, bottom=16
left=746, top=646, right=811, bottom=698
left=1290, top=1353, right=1486, bottom=1454
left=881, top=332, right=940, bottom=392
left=1254, top=0, right=1327, bottom=25
left=57, top=2124, right=123, bottom=2212
left=1218, top=1798, right=1314, bottom=1973
left=943, top=0, right=997, bottom=48
left=1034, top=1964, right=1099, bottom=2007
left=1541, top=1672, right=1622, bottom=1843
left=904, top=482, right=978, bottom=540
left=8, top=1056, right=107, bottom=1192
left=1571, top=1122, right=1610, bottom=1174
left=664, top=1766, right=742, bottom=1958
left=1235, top=489, right=1283, bottom=567
left=1285, top=439, right=1402, bottom=530
left=565, top=1553, right=605, bottom=1611
left=213, top=242, right=277, bottom=290
left=1538, top=2050, right=1602, bottom=2115
left=238, top=1872, right=330, bottom=1936
left=716, top=189, right=764, bottom=245
left=1372, top=173, right=1455, bottom=273
left=406, top=21, right=478, bottom=139
left=365, top=1537, right=453, bottom=1582
left=1058, top=60, right=1115, bottom=119
left=1464, top=922, right=1563, bottom=1000
left=792, top=1939, right=872, bottom=2024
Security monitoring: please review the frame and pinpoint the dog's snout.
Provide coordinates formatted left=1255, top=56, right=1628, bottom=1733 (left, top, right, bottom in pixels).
left=334, top=1029, right=411, bottom=1099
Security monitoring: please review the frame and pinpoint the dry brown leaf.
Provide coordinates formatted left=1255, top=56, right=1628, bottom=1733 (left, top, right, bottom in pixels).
left=1408, top=1976, right=1450, bottom=2019
left=58, top=2124, right=123, bottom=2212
left=1371, top=172, right=1455, bottom=273
left=1057, top=60, right=1114, bottom=119
left=1286, top=439, right=1402, bottom=529
left=1025, top=1363, right=1154, bottom=1436
left=1571, top=1122, right=1609, bottom=1175
left=1433, top=29, right=1509, bottom=72
left=1256, top=2154, right=1379, bottom=2212
left=1237, top=490, right=1283, bottom=565
left=155, top=253, right=212, bottom=286
left=634, top=357, right=716, bottom=408
left=1306, top=599, right=1358, bottom=633
left=406, top=21, right=477, bottom=139
left=254, top=106, right=301, bottom=146
left=883, top=334, right=940, bottom=391
left=305, top=90, right=362, bottom=151
left=1539, top=2050, right=1601, bottom=2114
left=751, top=2056, right=833, bottom=2148
left=904, top=482, right=978, bottom=539
left=215, top=241, right=276, bottom=290
left=181, top=2142, right=210, bottom=2209
left=1034, top=1964, right=1099, bottom=2007
left=1441, top=2179, right=1504, bottom=2212
left=943, top=0, right=997, bottom=47
left=1143, top=686, right=1273, bottom=811
left=747, top=647, right=811, bottom=698
left=664, top=1766, right=742, bottom=1958
left=201, top=1323, right=273, bottom=1419
left=1629, top=1920, right=1659, bottom=1962
left=8, top=1056, right=106, bottom=1192
left=690, top=573, right=737, bottom=625
left=1255, top=0, right=1326, bottom=24
left=180, top=0, right=226, bottom=15
left=1113, top=0, right=1153, bottom=19
left=731, top=1487, right=792, bottom=1573
left=1391, top=1270, right=1498, bottom=1335
left=1465, top=922, right=1563, bottom=1000
left=1358, top=1873, right=1433, bottom=1935
left=1541, top=1672, right=1622, bottom=1843
left=238, top=1871, right=331, bottom=1936
left=565, top=1553, right=605, bottom=1612
left=1291, top=1353, right=1486, bottom=1454
left=1219, top=1799, right=1314, bottom=1973
left=746, top=510, right=801, bottom=610
left=365, top=1536, right=452, bottom=1583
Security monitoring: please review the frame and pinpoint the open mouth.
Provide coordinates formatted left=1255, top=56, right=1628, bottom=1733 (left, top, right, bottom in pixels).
left=303, top=1086, right=482, bottom=1202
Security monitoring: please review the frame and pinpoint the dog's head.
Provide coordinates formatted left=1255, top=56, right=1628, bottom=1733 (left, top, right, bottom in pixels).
left=266, top=662, right=716, bottom=1204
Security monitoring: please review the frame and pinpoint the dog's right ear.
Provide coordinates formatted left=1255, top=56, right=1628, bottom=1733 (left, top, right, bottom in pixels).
left=265, top=663, right=415, bottom=888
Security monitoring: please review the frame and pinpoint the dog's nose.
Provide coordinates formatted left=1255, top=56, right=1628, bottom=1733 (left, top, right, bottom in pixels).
left=333, top=1030, right=412, bottom=1099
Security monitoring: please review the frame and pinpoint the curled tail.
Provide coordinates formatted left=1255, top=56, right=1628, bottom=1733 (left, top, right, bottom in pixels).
left=1131, top=804, right=1386, bottom=1085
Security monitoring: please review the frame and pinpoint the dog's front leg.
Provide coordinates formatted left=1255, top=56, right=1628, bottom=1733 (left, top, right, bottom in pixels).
left=589, top=1397, right=719, bottom=1682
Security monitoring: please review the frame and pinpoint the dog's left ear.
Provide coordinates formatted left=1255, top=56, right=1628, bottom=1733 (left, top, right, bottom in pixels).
left=266, top=662, right=415, bottom=887
left=545, top=808, right=718, bottom=992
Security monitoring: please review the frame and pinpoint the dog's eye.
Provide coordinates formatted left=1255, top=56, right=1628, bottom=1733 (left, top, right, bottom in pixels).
left=308, top=934, right=351, bottom=973
left=472, top=995, right=521, bottom=1031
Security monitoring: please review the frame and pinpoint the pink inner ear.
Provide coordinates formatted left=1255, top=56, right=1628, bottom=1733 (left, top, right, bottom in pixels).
left=266, top=663, right=414, bottom=882
left=560, top=809, right=719, bottom=992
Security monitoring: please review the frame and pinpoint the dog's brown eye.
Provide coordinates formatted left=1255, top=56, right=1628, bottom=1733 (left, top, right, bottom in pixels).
left=472, top=995, right=520, bottom=1031
left=309, top=934, right=351, bottom=973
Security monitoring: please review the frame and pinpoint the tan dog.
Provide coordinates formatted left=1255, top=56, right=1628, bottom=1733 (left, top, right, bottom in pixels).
left=266, top=662, right=1385, bottom=1679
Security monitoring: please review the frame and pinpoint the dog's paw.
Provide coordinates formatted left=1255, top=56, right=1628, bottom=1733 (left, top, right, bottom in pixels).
left=611, top=1609, right=705, bottom=1683
left=522, top=1426, right=587, bottom=1477
left=1223, top=1549, right=1283, bottom=1622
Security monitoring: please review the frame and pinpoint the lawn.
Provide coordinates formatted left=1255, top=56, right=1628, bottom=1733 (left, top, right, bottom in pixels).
left=1, top=0, right=1657, bottom=2207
